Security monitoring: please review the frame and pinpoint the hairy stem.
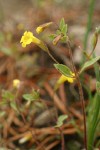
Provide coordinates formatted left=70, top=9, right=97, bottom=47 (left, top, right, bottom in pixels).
left=67, top=41, right=87, bottom=150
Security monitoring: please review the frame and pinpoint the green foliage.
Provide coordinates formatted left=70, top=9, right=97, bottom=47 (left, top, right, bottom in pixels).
left=49, top=18, right=68, bottom=44
left=87, top=53, right=100, bottom=150
left=96, top=81, right=100, bottom=95
left=87, top=94, right=100, bottom=150
left=2, top=90, right=15, bottom=102
left=55, top=114, right=68, bottom=127
left=10, top=101, right=19, bottom=113
left=54, top=64, right=74, bottom=77
left=0, top=90, right=19, bottom=113
left=0, top=32, right=14, bottom=56
left=59, top=18, right=65, bottom=30
left=91, top=32, right=98, bottom=50
left=80, top=56, right=100, bottom=73
left=0, top=47, right=12, bottom=56
left=59, top=18, right=68, bottom=36
left=23, top=89, right=40, bottom=101
left=49, top=34, right=56, bottom=40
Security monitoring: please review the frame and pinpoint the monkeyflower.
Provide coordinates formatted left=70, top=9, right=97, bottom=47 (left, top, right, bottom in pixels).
left=20, top=31, right=49, bottom=52
left=54, top=72, right=75, bottom=90
left=36, top=22, right=53, bottom=34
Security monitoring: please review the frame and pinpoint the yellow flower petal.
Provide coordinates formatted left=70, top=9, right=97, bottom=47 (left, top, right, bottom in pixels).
left=54, top=74, right=75, bottom=91
left=22, top=43, right=26, bottom=48
left=20, top=31, right=49, bottom=52
left=20, top=31, right=34, bottom=47
left=58, top=75, right=75, bottom=84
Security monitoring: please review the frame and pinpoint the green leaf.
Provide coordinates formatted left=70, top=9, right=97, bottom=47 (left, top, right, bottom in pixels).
left=32, top=89, right=40, bottom=100
left=62, top=24, right=68, bottom=35
left=55, top=115, right=68, bottom=127
left=23, top=90, right=40, bottom=101
left=54, top=64, right=74, bottom=77
left=0, top=47, right=12, bottom=56
left=59, top=18, right=65, bottom=30
left=61, top=36, right=68, bottom=43
left=49, top=34, right=56, bottom=40
left=56, top=30, right=61, bottom=35
left=80, top=56, right=100, bottom=73
left=10, top=102, right=19, bottom=113
left=23, top=94, right=35, bottom=101
left=96, top=81, right=100, bottom=95
left=2, top=90, right=15, bottom=102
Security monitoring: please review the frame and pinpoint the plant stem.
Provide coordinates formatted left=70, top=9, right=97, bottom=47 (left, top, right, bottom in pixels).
left=48, top=51, right=59, bottom=64
left=67, top=41, right=87, bottom=150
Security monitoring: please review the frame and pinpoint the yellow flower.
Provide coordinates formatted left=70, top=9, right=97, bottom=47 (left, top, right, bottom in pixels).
left=20, top=31, right=40, bottom=47
left=58, top=74, right=75, bottom=84
left=20, top=31, right=49, bottom=52
left=13, top=79, right=20, bottom=88
left=36, top=22, right=53, bottom=34
left=54, top=73, right=75, bottom=91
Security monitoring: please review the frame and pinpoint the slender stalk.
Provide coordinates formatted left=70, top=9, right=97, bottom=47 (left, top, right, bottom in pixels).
left=67, top=41, right=87, bottom=150
left=48, top=51, right=59, bottom=64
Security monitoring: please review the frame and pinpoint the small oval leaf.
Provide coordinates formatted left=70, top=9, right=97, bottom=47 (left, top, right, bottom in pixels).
left=10, top=102, right=19, bottom=113
left=23, top=90, right=40, bottom=101
left=23, top=94, right=36, bottom=101
left=55, top=115, right=68, bottom=128
left=54, top=64, right=74, bottom=77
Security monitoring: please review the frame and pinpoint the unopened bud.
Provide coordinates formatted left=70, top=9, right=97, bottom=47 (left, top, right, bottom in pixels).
left=92, top=32, right=98, bottom=50
left=53, top=34, right=62, bottom=45
left=36, top=22, right=53, bottom=34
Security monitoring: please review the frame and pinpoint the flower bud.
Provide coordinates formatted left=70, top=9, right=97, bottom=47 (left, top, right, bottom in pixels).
left=36, top=22, right=53, bottom=34
left=13, top=79, right=20, bottom=88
